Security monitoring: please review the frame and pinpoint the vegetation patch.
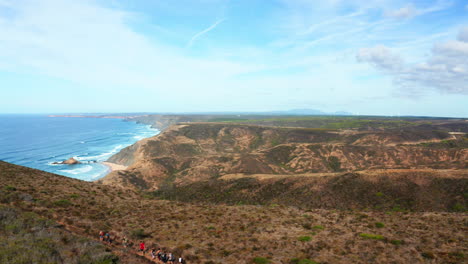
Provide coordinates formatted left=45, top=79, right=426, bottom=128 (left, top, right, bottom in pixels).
left=4, top=185, right=16, bottom=191
left=375, top=222, right=385, bottom=228
left=298, top=236, right=312, bottom=242
left=390, top=240, right=403, bottom=245
left=421, top=252, right=435, bottom=259
left=448, top=252, right=465, bottom=260
left=451, top=202, right=466, bottom=212
left=290, top=259, right=319, bottom=264
left=253, top=257, right=271, bottom=264
left=69, top=193, right=80, bottom=199
left=53, top=199, right=72, bottom=207
left=322, top=120, right=415, bottom=130
left=391, top=205, right=408, bottom=212
left=326, top=156, right=341, bottom=171
left=130, top=228, right=150, bottom=239
left=359, top=233, right=385, bottom=240
left=419, top=139, right=468, bottom=149
left=208, top=118, right=250, bottom=123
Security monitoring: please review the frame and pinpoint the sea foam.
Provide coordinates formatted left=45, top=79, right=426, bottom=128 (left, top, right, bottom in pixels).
left=59, top=165, right=93, bottom=175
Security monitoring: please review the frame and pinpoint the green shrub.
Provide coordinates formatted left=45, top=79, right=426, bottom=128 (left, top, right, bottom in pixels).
left=421, top=252, right=435, bottom=259
left=130, top=228, right=150, bottom=239
left=359, top=233, right=385, bottom=240
left=291, top=259, right=319, bottom=264
left=94, top=255, right=119, bottom=264
left=299, top=260, right=318, bottom=264
left=184, top=243, right=193, bottom=249
left=327, top=156, right=341, bottom=171
left=390, top=240, right=403, bottom=245
left=298, top=236, right=312, bottom=242
left=253, top=257, right=271, bottom=264
left=391, top=206, right=406, bottom=212
left=4, top=185, right=17, bottom=191
left=375, top=222, right=385, bottom=228
left=375, top=192, right=384, bottom=197
left=448, top=252, right=464, bottom=259
left=312, top=225, right=324, bottom=230
left=5, top=224, right=18, bottom=232
left=53, top=199, right=72, bottom=207
left=452, top=202, right=466, bottom=212
left=291, top=258, right=300, bottom=264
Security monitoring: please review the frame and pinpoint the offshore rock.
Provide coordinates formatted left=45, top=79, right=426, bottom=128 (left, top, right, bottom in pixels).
left=54, top=157, right=81, bottom=165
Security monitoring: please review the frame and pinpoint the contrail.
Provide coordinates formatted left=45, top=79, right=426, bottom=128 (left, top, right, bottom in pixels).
left=187, top=19, right=225, bottom=48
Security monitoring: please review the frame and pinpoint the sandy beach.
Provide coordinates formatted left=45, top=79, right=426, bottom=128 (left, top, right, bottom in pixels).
left=102, top=162, right=127, bottom=172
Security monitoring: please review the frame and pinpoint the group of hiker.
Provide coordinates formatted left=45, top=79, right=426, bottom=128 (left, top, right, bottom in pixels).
left=98, top=230, right=113, bottom=244
left=99, top=231, right=186, bottom=263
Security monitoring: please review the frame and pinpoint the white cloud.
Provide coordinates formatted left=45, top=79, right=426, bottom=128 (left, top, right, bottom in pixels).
left=385, top=1, right=452, bottom=19
left=358, top=27, right=468, bottom=95
left=297, top=10, right=364, bottom=36
left=386, top=4, right=416, bottom=19
left=0, top=1, right=260, bottom=96
left=458, top=27, right=468, bottom=42
left=357, top=45, right=404, bottom=72
left=187, top=18, right=225, bottom=48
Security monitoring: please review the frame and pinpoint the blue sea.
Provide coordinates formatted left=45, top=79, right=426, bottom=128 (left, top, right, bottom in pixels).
left=0, top=114, right=158, bottom=181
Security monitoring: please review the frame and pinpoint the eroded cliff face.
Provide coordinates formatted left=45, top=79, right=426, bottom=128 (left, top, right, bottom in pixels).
left=100, top=123, right=467, bottom=191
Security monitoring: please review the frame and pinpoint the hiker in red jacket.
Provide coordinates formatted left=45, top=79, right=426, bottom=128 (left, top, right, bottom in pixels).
left=139, top=241, right=146, bottom=255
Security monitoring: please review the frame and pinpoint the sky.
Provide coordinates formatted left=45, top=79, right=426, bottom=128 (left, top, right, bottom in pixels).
left=0, top=0, right=467, bottom=117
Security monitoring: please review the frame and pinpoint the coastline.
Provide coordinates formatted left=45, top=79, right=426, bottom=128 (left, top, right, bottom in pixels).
left=101, top=161, right=127, bottom=172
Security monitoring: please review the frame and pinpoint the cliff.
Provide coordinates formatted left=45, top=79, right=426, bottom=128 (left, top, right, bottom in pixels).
left=101, top=122, right=467, bottom=208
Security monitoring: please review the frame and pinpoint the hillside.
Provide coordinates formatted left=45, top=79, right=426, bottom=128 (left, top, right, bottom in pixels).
left=0, top=161, right=154, bottom=264
left=152, top=169, right=467, bottom=212
left=0, top=161, right=467, bottom=263
left=0, top=205, right=118, bottom=264
left=101, top=122, right=467, bottom=203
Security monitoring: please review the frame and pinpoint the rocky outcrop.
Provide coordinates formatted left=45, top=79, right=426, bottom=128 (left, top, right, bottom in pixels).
left=53, top=157, right=81, bottom=165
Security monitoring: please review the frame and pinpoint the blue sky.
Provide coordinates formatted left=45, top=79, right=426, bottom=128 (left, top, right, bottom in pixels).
left=0, top=0, right=467, bottom=116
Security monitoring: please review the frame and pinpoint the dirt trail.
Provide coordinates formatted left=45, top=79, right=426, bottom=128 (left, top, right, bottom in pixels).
left=56, top=219, right=172, bottom=264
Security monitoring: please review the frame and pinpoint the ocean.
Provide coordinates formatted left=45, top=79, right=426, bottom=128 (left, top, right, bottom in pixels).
left=0, top=114, right=158, bottom=181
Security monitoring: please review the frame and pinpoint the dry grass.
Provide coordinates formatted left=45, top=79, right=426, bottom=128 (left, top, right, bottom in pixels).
left=1, top=161, right=467, bottom=263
